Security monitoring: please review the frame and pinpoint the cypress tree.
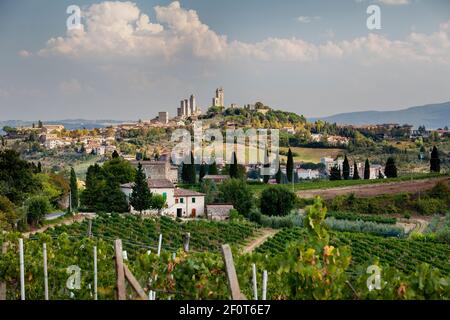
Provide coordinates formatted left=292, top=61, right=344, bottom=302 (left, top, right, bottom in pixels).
left=188, top=152, right=196, bottom=184
left=384, top=157, right=398, bottom=178
left=262, top=148, right=270, bottom=184
left=199, top=163, right=208, bottom=182
left=353, top=162, right=360, bottom=180
left=129, top=162, right=152, bottom=214
left=229, top=152, right=238, bottom=178
left=364, top=158, right=370, bottom=180
left=70, top=167, right=78, bottom=210
left=430, top=146, right=441, bottom=173
left=342, top=155, right=350, bottom=180
left=275, top=163, right=282, bottom=184
left=37, top=162, right=42, bottom=173
left=286, top=148, right=294, bottom=182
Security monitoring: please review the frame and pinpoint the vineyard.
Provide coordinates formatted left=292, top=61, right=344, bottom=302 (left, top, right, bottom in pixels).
left=256, top=228, right=450, bottom=276
left=37, top=214, right=258, bottom=257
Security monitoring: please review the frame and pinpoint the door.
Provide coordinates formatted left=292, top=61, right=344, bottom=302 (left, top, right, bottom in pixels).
left=191, top=208, right=196, bottom=218
left=177, top=208, right=182, bottom=218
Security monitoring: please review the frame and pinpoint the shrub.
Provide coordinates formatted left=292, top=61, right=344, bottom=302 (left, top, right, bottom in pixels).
left=416, top=198, right=447, bottom=215
left=428, top=181, right=449, bottom=199
left=435, top=227, right=450, bottom=244
left=260, top=185, right=297, bottom=216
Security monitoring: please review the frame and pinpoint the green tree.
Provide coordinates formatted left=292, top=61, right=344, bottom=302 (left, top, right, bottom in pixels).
left=199, top=163, right=208, bottom=182
left=275, top=163, right=282, bottom=184
left=151, top=194, right=166, bottom=215
left=262, top=148, right=271, bottom=184
left=200, top=179, right=218, bottom=204
left=188, top=152, right=197, bottom=184
left=112, top=150, right=120, bottom=158
left=329, top=164, right=341, bottom=181
left=0, top=150, right=39, bottom=204
left=229, top=152, right=238, bottom=179
left=364, top=158, right=370, bottom=180
left=342, top=155, right=350, bottom=180
left=37, top=162, right=42, bottom=173
left=0, top=195, right=18, bottom=230
left=129, top=163, right=152, bottom=214
left=70, top=167, right=78, bottom=211
left=102, top=157, right=135, bottom=185
left=384, top=157, right=398, bottom=178
left=353, top=162, right=360, bottom=180
left=430, top=146, right=441, bottom=173
left=208, top=161, right=218, bottom=175
left=286, top=148, right=294, bottom=182
left=260, top=185, right=297, bottom=216
left=26, top=195, right=51, bottom=227
left=218, top=179, right=253, bottom=216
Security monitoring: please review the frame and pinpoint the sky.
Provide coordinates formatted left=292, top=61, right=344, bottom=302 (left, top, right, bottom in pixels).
left=0, top=0, right=450, bottom=121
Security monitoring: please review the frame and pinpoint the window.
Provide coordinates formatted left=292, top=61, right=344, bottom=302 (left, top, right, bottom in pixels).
left=162, top=192, right=167, bottom=200
left=175, top=198, right=179, bottom=204
left=180, top=198, right=184, bottom=204
left=192, top=197, right=196, bottom=203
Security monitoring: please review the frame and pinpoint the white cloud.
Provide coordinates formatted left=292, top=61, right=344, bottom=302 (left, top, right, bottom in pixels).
left=297, top=16, right=321, bottom=24
left=18, top=50, right=32, bottom=57
left=37, top=1, right=450, bottom=65
left=377, top=0, right=410, bottom=5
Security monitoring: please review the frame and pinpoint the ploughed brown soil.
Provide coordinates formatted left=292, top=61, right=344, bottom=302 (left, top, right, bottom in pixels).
left=297, top=177, right=449, bottom=199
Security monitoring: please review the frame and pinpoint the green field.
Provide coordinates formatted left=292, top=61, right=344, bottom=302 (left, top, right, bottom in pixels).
left=280, top=146, right=343, bottom=163
left=248, top=173, right=446, bottom=195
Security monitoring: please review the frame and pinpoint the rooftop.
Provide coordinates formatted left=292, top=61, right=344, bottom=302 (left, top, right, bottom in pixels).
left=174, top=188, right=205, bottom=197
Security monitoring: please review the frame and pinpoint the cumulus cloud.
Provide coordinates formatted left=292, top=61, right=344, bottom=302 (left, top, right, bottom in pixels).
left=18, top=50, right=32, bottom=57
left=37, top=1, right=450, bottom=65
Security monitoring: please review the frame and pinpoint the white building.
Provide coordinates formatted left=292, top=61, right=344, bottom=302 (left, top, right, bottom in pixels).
left=120, top=179, right=205, bottom=218
left=296, top=168, right=320, bottom=180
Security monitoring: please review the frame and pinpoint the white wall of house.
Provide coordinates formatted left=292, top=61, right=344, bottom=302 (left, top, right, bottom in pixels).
left=172, top=196, right=205, bottom=218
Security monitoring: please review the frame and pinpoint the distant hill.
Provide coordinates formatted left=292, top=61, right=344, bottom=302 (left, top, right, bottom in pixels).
left=310, top=101, right=450, bottom=129
left=0, top=119, right=129, bottom=134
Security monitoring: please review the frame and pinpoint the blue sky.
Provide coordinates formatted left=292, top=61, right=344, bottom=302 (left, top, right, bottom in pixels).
left=0, top=0, right=450, bottom=120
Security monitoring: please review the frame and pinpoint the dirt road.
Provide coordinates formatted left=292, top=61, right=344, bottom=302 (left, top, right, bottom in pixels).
left=243, top=228, right=279, bottom=253
left=23, top=213, right=95, bottom=238
left=297, top=177, right=449, bottom=199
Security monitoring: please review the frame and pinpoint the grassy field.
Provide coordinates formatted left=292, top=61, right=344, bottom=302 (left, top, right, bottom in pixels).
left=280, top=147, right=343, bottom=163
left=247, top=173, right=447, bottom=195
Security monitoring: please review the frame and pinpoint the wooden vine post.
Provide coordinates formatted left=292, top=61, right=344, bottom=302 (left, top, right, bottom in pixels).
left=0, top=242, right=9, bottom=300
left=221, top=244, right=246, bottom=300
left=114, top=239, right=148, bottom=300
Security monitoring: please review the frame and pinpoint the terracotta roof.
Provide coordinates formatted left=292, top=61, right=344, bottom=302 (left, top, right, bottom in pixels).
left=174, top=188, right=205, bottom=197
left=147, top=179, right=174, bottom=188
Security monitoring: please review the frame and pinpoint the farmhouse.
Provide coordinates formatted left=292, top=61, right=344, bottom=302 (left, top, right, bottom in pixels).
left=120, top=179, right=205, bottom=218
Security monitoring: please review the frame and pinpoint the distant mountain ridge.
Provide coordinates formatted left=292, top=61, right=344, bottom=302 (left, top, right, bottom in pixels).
left=310, top=101, right=450, bottom=129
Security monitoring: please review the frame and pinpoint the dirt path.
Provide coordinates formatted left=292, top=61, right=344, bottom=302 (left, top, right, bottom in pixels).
left=298, top=177, right=449, bottom=199
left=243, top=228, right=279, bottom=253
left=22, top=213, right=95, bottom=238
